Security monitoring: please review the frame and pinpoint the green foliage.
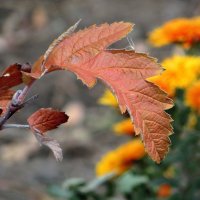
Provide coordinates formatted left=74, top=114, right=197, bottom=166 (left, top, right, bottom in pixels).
left=116, top=173, right=149, bottom=193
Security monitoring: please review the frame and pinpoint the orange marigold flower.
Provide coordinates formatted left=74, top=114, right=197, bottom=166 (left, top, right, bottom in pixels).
left=149, top=16, right=200, bottom=48
left=113, top=119, right=135, bottom=136
left=98, top=89, right=118, bottom=107
left=96, top=139, right=145, bottom=176
left=116, top=139, right=145, bottom=161
left=157, top=184, right=172, bottom=198
left=148, top=55, right=200, bottom=96
left=186, top=81, right=200, bottom=112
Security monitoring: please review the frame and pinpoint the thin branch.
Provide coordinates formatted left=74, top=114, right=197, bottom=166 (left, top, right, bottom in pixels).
left=3, top=124, right=30, bottom=129
left=0, top=78, right=35, bottom=129
left=17, top=84, right=33, bottom=104
left=22, top=94, right=39, bottom=107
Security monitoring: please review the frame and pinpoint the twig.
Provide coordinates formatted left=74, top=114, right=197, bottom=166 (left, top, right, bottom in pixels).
left=3, top=124, right=30, bottom=129
left=0, top=79, right=34, bottom=129
left=21, top=94, right=39, bottom=107
left=17, top=84, right=33, bottom=104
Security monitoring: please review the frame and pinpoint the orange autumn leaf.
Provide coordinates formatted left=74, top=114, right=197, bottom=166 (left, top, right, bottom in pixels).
left=43, top=22, right=133, bottom=72
left=22, top=56, right=62, bottom=85
left=38, top=22, right=173, bottom=163
left=27, top=108, right=69, bottom=134
left=21, top=56, right=44, bottom=84
left=64, top=50, right=173, bottom=163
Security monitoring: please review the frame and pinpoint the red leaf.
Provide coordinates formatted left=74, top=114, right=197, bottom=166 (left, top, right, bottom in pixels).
left=0, top=89, right=15, bottom=115
left=27, top=108, right=69, bottom=134
left=0, top=64, right=22, bottom=90
left=41, top=22, right=173, bottom=163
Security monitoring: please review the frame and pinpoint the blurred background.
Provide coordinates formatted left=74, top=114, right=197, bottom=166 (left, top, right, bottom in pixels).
left=0, top=0, right=199, bottom=199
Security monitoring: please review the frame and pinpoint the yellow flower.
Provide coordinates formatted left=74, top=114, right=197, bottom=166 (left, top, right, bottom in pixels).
left=98, top=89, right=118, bottom=107
left=113, top=118, right=135, bottom=136
left=96, top=139, right=145, bottom=176
left=116, top=139, right=145, bottom=161
left=96, top=152, right=123, bottom=176
left=149, top=16, right=200, bottom=48
left=148, top=55, right=200, bottom=96
left=186, top=80, right=200, bottom=112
